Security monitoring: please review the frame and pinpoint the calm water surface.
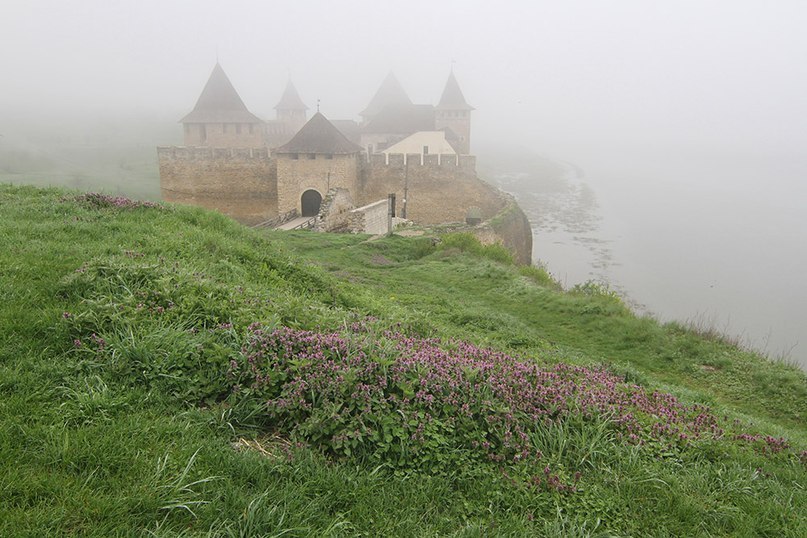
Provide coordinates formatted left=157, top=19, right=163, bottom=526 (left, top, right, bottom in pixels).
left=483, top=147, right=807, bottom=370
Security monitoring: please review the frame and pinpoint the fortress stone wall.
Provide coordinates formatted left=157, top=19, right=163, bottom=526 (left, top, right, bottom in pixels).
left=157, top=147, right=532, bottom=262
left=157, top=146, right=277, bottom=225
left=358, top=153, right=505, bottom=225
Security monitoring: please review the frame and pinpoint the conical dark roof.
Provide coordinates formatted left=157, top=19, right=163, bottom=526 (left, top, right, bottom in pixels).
left=180, top=63, right=263, bottom=123
left=275, top=112, right=363, bottom=154
left=360, top=72, right=412, bottom=118
left=274, top=80, right=308, bottom=111
left=437, top=71, right=474, bottom=111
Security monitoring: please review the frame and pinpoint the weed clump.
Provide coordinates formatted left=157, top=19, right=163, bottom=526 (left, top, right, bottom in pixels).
left=518, top=264, right=561, bottom=290
left=70, top=192, right=161, bottom=210
left=437, top=232, right=514, bottom=264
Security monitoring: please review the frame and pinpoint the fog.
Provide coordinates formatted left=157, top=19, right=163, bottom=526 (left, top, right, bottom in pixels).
left=2, top=1, right=806, bottom=366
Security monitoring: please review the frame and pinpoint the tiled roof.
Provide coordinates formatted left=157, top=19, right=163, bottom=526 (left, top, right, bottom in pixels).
left=274, top=80, right=308, bottom=111
left=180, top=63, right=263, bottom=124
left=275, top=112, right=363, bottom=154
left=437, top=71, right=474, bottom=111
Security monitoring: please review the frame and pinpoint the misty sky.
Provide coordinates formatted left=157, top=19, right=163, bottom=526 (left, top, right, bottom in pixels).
left=2, top=0, right=806, bottom=156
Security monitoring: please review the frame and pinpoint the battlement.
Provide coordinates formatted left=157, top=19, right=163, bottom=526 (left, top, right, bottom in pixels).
left=365, top=152, right=476, bottom=171
left=157, top=146, right=271, bottom=161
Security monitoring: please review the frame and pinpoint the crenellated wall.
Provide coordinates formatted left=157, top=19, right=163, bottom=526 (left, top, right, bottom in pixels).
left=157, top=146, right=531, bottom=262
left=157, top=146, right=277, bottom=225
left=357, top=152, right=502, bottom=225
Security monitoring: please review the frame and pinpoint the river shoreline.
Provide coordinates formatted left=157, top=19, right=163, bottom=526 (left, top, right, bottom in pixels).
left=483, top=150, right=806, bottom=370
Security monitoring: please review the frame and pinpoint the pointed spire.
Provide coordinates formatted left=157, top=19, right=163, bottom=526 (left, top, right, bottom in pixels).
left=180, top=63, right=262, bottom=123
left=274, top=79, right=308, bottom=111
left=437, top=71, right=474, bottom=111
left=360, top=72, right=412, bottom=119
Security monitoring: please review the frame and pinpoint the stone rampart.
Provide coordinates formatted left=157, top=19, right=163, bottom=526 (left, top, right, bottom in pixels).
left=158, top=146, right=277, bottom=225
left=157, top=146, right=531, bottom=261
left=359, top=153, right=499, bottom=225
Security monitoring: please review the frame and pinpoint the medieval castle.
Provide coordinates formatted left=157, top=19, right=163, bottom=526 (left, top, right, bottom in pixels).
left=157, top=63, right=532, bottom=262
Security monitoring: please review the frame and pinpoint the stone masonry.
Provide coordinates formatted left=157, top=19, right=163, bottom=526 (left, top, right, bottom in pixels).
left=157, top=146, right=277, bottom=225
left=275, top=153, right=360, bottom=216
left=358, top=153, right=505, bottom=224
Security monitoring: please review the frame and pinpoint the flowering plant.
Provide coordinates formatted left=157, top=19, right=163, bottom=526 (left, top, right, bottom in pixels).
left=229, top=323, right=784, bottom=475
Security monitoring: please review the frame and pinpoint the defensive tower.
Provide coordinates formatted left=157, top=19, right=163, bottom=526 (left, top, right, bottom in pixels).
left=179, top=63, right=264, bottom=148
left=434, top=70, right=474, bottom=154
left=274, top=79, right=309, bottom=135
left=274, top=112, right=363, bottom=217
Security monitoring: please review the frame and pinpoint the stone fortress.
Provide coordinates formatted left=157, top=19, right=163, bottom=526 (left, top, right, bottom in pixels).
left=158, top=63, right=532, bottom=263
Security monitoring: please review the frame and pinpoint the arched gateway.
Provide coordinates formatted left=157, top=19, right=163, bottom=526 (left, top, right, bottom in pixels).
left=301, top=189, right=322, bottom=217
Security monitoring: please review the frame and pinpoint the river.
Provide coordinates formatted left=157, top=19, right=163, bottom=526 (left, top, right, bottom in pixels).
left=480, top=145, right=807, bottom=370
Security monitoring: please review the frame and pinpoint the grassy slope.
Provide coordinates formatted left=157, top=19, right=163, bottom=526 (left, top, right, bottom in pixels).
left=278, top=231, right=805, bottom=430
left=0, top=184, right=805, bottom=537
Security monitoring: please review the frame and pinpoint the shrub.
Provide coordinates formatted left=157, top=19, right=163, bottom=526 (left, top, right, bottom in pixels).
left=570, top=280, right=630, bottom=316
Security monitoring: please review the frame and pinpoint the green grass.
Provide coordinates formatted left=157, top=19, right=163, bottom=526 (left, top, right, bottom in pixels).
left=1, top=184, right=805, bottom=536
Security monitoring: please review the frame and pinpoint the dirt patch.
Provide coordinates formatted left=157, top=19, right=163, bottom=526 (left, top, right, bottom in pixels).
left=232, top=435, right=292, bottom=460
left=371, top=254, right=393, bottom=266
left=396, top=229, right=425, bottom=237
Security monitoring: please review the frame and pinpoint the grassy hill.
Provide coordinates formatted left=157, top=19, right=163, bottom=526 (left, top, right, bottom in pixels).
left=1, top=184, right=805, bottom=536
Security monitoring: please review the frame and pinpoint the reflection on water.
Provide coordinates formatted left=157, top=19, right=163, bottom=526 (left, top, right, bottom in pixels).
left=481, top=148, right=806, bottom=370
